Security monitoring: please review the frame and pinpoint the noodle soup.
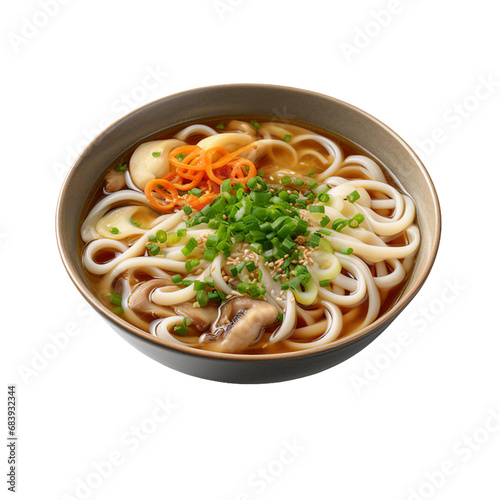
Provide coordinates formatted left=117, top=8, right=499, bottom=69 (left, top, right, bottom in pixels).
left=80, top=119, right=420, bottom=354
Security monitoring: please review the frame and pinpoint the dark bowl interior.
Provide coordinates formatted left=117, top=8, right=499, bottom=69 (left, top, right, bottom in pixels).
left=56, top=84, right=441, bottom=383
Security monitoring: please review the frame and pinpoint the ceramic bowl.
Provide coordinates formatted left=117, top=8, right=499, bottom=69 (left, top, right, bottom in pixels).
left=56, top=84, right=441, bottom=383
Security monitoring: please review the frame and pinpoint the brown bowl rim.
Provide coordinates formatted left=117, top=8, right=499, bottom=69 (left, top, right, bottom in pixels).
left=56, top=83, right=441, bottom=362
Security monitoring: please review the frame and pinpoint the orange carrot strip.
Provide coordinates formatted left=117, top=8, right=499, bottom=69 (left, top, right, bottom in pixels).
left=144, top=179, right=177, bottom=212
left=211, top=142, right=256, bottom=169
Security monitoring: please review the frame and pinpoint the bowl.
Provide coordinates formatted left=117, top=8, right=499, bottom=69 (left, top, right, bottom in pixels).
left=56, top=84, right=441, bottom=384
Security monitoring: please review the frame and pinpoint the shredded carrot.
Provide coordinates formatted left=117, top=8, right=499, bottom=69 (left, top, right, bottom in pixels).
left=145, top=141, right=258, bottom=213
left=144, top=179, right=178, bottom=212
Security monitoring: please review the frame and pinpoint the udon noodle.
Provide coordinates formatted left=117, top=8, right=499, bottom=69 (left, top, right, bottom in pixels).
left=80, top=119, right=420, bottom=354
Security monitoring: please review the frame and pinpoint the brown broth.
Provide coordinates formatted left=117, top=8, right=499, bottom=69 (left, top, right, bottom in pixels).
left=80, top=117, right=417, bottom=354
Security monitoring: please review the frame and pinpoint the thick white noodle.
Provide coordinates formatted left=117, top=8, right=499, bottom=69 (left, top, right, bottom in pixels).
left=337, top=155, right=386, bottom=182
left=173, top=124, right=218, bottom=141
left=151, top=317, right=196, bottom=345
left=269, top=290, right=296, bottom=343
left=151, top=267, right=211, bottom=306
left=288, top=134, right=344, bottom=181
left=284, top=302, right=343, bottom=350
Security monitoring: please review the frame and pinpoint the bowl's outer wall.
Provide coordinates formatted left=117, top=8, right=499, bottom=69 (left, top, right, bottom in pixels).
left=108, top=315, right=397, bottom=384
left=58, top=84, right=440, bottom=383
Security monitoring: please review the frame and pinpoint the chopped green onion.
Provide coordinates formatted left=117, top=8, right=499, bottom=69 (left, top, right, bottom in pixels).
left=229, top=265, right=238, bottom=277
left=148, top=235, right=158, bottom=242
left=205, top=276, right=215, bottom=288
left=156, top=229, right=168, bottom=243
left=110, top=293, right=122, bottom=306
left=216, top=123, right=225, bottom=129
left=249, top=120, right=260, bottom=130
left=318, top=192, right=330, bottom=203
left=247, top=176, right=267, bottom=192
left=130, top=218, right=141, bottom=227
left=283, top=134, right=292, bottom=142
left=172, top=274, right=183, bottom=285
left=276, top=313, right=284, bottom=322
left=332, top=218, right=349, bottom=232
left=246, top=261, right=256, bottom=272
left=109, top=227, right=119, bottom=234
left=319, top=279, right=331, bottom=287
left=115, top=162, right=128, bottom=173
left=320, top=216, right=331, bottom=228
left=237, top=282, right=250, bottom=294
left=182, top=205, right=192, bottom=215
left=221, top=179, right=232, bottom=193
left=348, top=213, right=365, bottom=228
left=114, top=306, right=123, bottom=314
left=257, top=268, right=263, bottom=282
left=308, top=205, right=325, bottom=214
left=167, top=233, right=180, bottom=244
left=249, top=243, right=263, bottom=254
left=189, top=188, right=203, bottom=198
left=347, top=190, right=360, bottom=203
left=146, top=243, right=160, bottom=256
left=151, top=151, right=161, bottom=157
left=308, top=234, right=321, bottom=248
left=280, top=176, right=291, bottom=185
left=194, top=280, right=207, bottom=291
left=294, top=178, right=304, bottom=186
left=181, top=238, right=198, bottom=256
left=203, top=247, right=217, bottom=261
left=177, top=228, right=187, bottom=237
left=175, top=153, right=187, bottom=162
left=173, top=324, right=188, bottom=335
left=206, top=234, right=218, bottom=248
left=307, top=170, right=316, bottom=177
left=340, top=247, right=354, bottom=255
left=281, top=282, right=289, bottom=290
left=208, top=291, right=220, bottom=302
left=185, top=259, right=200, bottom=271
left=183, top=279, right=194, bottom=287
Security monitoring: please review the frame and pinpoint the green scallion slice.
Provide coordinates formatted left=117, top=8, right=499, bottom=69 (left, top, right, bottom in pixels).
left=347, top=190, right=360, bottom=203
left=185, top=259, right=200, bottom=271
left=340, top=247, right=354, bottom=255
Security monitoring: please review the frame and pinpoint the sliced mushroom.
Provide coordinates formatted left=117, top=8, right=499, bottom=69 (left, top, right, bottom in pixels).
left=129, top=139, right=185, bottom=190
left=128, top=279, right=175, bottom=319
left=198, top=133, right=254, bottom=152
left=173, top=302, right=219, bottom=331
left=199, top=297, right=279, bottom=353
left=104, top=169, right=126, bottom=192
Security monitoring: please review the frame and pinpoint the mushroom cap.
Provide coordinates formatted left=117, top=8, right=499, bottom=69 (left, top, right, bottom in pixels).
left=128, top=279, right=175, bottom=319
left=199, top=297, right=279, bottom=353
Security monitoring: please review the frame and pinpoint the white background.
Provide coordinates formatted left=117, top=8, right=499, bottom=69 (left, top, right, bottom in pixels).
left=2, top=1, right=500, bottom=499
